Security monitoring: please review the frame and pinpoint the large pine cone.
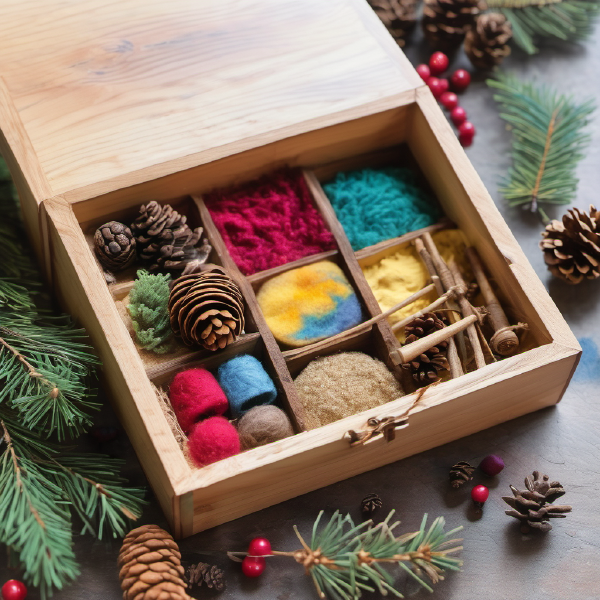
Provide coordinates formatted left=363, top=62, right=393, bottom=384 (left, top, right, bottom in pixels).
left=131, top=201, right=211, bottom=275
left=464, top=13, right=512, bottom=70
left=94, top=221, right=136, bottom=271
left=168, top=265, right=245, bottom=350
left=540, top=205, right=600, bottom=284
left=118, top=524, right=192, bottom=600
left=368, top=0, right=419, bottom=46
left=502, top=471, right=572, bottom=533
left=401, top=312, right=449, bottom=386
left=422, top=0, right=481, bottom=51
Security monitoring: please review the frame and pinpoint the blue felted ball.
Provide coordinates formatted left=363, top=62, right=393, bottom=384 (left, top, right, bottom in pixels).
left=217, top=355, right=277, bottom=419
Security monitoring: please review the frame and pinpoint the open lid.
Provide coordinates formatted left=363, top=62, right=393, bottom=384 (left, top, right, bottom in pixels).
left=0, top=0, right=421, bottom=208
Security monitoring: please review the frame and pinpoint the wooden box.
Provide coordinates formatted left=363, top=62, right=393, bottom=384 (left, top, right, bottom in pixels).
left=0, top=0, right=580, bottom=538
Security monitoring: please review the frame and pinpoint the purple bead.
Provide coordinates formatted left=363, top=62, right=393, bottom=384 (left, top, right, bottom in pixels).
left=479, top=454, right=504, bottom=476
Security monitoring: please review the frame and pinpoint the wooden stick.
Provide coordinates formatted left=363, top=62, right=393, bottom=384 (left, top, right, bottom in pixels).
left=282, top=284, right=436, bottom=361
left=414, top=237, right=464, bottom=377
left=391, top=288, right=457, bottom=332
left=465, top=247, right=520, bottom=356
left=390, top=314, right=479, bottom=365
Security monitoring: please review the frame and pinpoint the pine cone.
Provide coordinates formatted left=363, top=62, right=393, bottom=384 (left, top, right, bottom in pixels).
left=118, top=524, right=192, bottom=600
left=464, top=13, right=512, bottom=70
left=422, top=0, right=481, bottom=51
left=502, top=471, right=572, bottom=533
left=185, top=562, right=226, bottom=592
left=168, top=265, right=245, bottom=351
left=401, top=312, right=449, bottom=386
left=361, top=493, right=383, bottom=515
left=94, top=221, right=136, bottom=271
left=449, top=460, right=475, bottom=488
left=540, top=205, right=600, bottom=284
left=368, top=0, right=419, bottom=46
left=131, top=201, right=211, bottom=275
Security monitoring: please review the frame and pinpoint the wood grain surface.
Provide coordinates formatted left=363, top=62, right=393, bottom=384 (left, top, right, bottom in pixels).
left=2, top=11, right=600, bottom=600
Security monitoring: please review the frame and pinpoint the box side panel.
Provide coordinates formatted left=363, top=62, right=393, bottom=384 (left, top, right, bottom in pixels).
left=182, top=350, right=577, bottom=536
left=45, top=199, right=192, bottom=529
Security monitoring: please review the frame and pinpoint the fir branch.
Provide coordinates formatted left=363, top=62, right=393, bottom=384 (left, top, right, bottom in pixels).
left=487, top=72, right=594, bottom=221
left=127, top=270, right=175, bottom=354
left=485, top=0, right=600, bottom=54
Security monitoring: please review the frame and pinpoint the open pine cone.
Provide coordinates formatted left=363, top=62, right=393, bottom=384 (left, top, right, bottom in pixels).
left=401, top=312, right=449, bottom=386
left=464, top=13, right=512, bottom=70
left=131, top=201, right=211, bottom=275
left=422, top=0, right=481, bottom=51
left=368, top=0, right=419, bottom=46
left=185, top=562, right=226, bottom=592
left=502, top=471, right=572, bottom=533
left=168, top=265, right=245, bottom=351
left=540, top=205, right=600, bottom=284
left=118, top=524, right=192, bottom=600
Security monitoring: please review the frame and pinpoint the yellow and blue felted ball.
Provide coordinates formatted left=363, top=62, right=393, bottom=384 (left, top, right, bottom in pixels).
left=257, top=261, right=363, bottom=347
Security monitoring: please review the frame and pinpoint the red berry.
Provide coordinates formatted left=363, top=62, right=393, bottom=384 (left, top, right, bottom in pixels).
left=450, top=69, right=471, bottom=93
left=471, top=484, right=490, bottom=504
left=459, top=132, right=474, bottom=147
left=416, top=64, right=431, bottom=82
left=450, top=106, right=467, bottom=126
left=459, top=121, right=476, bottom=137
left=440, top=91, right=458, bottom=110
left=242, top=556, right=266, bottom=578
left=438, top=78, right=449, bottom=95
left=427, top=77, right=444, bottom=99
left=429, top=52, right=449, bottom=76
left=248, top=537, right=272, bottom=557
left=1, top=580, right=27, bottom=600
left=479, top=454, right=505, bottom=476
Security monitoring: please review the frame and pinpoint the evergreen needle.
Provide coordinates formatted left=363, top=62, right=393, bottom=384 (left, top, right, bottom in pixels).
left=488, top=72, right=594, bottom=221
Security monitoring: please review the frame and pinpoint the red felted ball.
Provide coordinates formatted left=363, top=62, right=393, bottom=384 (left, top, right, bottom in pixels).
left=169, top=368, right=229, bottom=434
left=187, top=416, right=241, bottom=467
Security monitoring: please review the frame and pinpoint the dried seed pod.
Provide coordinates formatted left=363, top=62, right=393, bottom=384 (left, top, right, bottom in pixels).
left=94, top=221, right=136, bottom=271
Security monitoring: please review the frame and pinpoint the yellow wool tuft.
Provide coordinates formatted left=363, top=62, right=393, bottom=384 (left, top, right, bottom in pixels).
left=361, top=229, right=472, bottom=342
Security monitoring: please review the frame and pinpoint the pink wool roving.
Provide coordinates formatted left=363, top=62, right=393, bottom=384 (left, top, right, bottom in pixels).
left=169, top=368, right=228, bottom=434
left=187, top=416, right=241, bottom=467
left=204, top=169, right=336, bottom=275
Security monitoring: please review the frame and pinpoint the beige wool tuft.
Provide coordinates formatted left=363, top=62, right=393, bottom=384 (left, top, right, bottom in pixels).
left=294, top=352, right=403, bottom=429
left=238, top=405, right=295, bottom=449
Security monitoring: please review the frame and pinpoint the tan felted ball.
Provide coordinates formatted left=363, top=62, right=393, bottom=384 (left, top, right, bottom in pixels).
left=237, top=405, right=294, bottom=450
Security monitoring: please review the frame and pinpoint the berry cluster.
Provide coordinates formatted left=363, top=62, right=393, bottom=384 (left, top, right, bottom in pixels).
left=241, top=537, right=272, bottom=578
left=416, top=52, right=475, bottom=148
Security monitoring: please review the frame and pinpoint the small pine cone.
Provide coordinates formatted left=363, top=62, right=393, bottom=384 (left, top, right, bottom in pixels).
left=168, top=265, right=245, bottom=350
left=131, top=201, right=210, bottom=274
left=464, top=13, right=512, bottom=70
left=118, top=524, right=191, bottom=600
left=368, top=0, right=419, bottom=46
left=422, top=0, right=481, bottom=51
left=502, top=471, right=572, bottom=533
left=449, top=460, right=475, bottom=488
left=185, top=561, right=226, bottom=592
left=361, top=493, right=383, bottom=515
left=401, top=312, right=450, bottom=387
left=94, top=221, right=136, bottom=271
left=540, top=205, right=600, bottom=284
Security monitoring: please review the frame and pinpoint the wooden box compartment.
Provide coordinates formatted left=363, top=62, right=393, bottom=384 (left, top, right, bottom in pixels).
left=40, top=90, right=580, bottom=538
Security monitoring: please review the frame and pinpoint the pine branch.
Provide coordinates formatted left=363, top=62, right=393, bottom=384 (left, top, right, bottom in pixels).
left=270, top=510, right=462, bottom=600
left=487, top=72, right=594, bottom=221
left=485, top=0, right=600, bottom=54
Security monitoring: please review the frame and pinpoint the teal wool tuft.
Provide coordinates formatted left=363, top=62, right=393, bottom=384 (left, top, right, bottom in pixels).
left=323, top=167, right=441, bottom=251
left=128, top=270, right=174, bottom=353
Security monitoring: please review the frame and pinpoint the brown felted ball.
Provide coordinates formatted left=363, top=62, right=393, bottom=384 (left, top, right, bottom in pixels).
left=237, top=405, right=294, bottom=450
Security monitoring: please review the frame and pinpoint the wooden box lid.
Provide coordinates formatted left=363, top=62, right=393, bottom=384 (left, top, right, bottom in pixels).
left=0, top=0, right=421, bottom=206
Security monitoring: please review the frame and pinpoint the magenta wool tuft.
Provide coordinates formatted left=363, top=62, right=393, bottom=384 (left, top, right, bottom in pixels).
left=169, top=368, right=229, bottom=434
left=187, top=416, right=241, bottom=467
left=479, top=454, right=505, bottom=476
left=204, top=169, right=336, bottom=276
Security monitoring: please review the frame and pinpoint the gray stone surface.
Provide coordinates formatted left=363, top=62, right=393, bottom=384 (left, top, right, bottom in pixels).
left=3, top=23, right=600, bottom=600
